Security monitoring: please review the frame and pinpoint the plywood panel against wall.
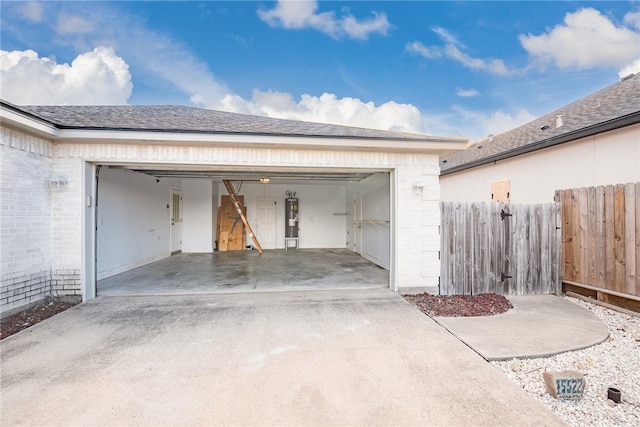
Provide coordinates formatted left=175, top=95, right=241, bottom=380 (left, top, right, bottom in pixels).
left=491, top=180, right=510, bottom=203
left=217, top=195, right=246, bottom=251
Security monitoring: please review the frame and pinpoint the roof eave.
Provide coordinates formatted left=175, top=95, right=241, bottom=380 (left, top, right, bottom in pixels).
left=55, top=128, right=468, bottom=154
left=0, top=101, right=60, bottom=138
left=440, top=111, right=640, bottom=176
left=1, top=102, right=469, bottom=154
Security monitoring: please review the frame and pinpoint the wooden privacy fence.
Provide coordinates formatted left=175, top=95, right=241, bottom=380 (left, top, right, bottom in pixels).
left=440, top=202, right=561, bottom=296
left=556, top=183, right=639, bottom=303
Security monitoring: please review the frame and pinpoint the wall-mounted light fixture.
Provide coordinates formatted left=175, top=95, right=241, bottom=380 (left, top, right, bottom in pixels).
left=414, top=182, right=427, bottom=193
left=259, top=177, right=270, bottom=184
left=48, top=174, right=68, bottom=191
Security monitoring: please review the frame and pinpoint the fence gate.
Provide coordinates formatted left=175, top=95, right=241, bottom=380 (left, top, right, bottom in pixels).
left=440, top=202, right=561, bottom=295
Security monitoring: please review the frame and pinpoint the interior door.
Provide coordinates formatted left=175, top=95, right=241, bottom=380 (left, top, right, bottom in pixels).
left=256, top=197, right=276, bottom=250
left=170, top=188, right=183, bottom=254
left=353, top=192, right=362, bottom=254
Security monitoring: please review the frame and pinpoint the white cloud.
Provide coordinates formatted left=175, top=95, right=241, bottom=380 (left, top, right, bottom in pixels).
left=16, top=1, right=44, bottom=22
left=623, top=10, right=640, bottom=30
left=519, top=8, right=640, bottom=70
left=407, top=28, right=512, bottom=75
left=121, top=22, right=232, bottom=110
left=405, top=41, right=441, bottom=59
left=57, top=13, right=94, bottom=34
left=341, top=12, right=390, bottom=40
left=214, top=89, right=423, bottom=133
left=452, top=106, right=537, bottom=142
left=444, top=44, right=510, bottom=75
left=432, top=27, right=459, bottom=45
left=39, top=4, right=234, bottom=110
left=456, top=88, right=480, bottom=98
left=257, top=0, right=390, bottom=40
left=0, top=47, right=132, bottom=105
left=618, top=58, right=640, bottom=78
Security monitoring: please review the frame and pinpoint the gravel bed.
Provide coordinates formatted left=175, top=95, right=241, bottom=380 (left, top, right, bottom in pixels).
left=490, top=296, right=640, bottom=426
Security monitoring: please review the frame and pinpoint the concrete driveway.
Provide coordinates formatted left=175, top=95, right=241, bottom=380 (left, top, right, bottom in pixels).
left=0, top=289, right=563, bottom=426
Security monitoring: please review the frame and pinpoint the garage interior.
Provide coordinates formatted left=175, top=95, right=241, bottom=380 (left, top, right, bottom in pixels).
left=96, top=165, right=391, bottom=295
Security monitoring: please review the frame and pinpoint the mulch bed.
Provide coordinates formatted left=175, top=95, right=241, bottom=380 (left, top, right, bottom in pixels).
left=1, top=300, right=79, bottom=340
left=404, top=293, right=512, bottom=317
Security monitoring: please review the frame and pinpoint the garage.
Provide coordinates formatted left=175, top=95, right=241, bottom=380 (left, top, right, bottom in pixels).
left=95, top=165, right=392, bottom=295
left=0, top=102, right=467, bottom=312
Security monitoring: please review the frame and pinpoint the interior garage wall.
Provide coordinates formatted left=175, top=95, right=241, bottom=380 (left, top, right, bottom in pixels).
left=182, top=179, right=213, bottom=252
left=346, top=173, right=390, bottom=269
left=217, top=182, right=347, bottom=249
left=97, top=168, right=181, bottom=279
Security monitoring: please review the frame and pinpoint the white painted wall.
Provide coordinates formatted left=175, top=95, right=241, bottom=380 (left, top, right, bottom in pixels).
left=346, top=173, right=390, bottom=269
left=217, top=182, right=347, bottom=249
left=182, top=179, right=213, bottom=252
left=441, top=125, right=640, bottom=203
left=96, top=168, right=181, bottom=279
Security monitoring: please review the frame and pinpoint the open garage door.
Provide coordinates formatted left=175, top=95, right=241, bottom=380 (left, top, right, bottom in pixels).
left=93, top=164, right=391, bottom=296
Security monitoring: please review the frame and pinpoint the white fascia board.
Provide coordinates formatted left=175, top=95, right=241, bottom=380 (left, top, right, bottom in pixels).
left=0, top=106, right=59, bottom=138
left=56, top=128, right=469, bottom=154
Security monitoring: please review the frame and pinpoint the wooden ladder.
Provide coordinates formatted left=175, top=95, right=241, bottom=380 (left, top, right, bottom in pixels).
left=223, top=180, right=263, bottom=254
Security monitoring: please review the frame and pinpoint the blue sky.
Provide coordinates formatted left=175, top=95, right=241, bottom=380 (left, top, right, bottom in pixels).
left=1, top=1, right=639, bottom=141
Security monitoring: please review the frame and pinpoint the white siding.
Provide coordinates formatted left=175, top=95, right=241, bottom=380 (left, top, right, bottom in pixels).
left=441, top=124, right=640, bottom=203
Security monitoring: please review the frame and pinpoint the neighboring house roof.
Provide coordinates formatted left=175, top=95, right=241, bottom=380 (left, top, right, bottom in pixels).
left=1, top=101, right=449, bottom=143
left=441, top=73, right=640, bottom=175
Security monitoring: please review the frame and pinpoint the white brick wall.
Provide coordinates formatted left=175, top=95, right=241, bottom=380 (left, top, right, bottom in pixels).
left=51, top=157, right=83, bottom=270
left=395, top=161, right=441, bottom=293
left=2, top=129, right=446, bottom=314
left=1, top=128, right=55, bottom=315
left=51, top=269, right=82, bottom=296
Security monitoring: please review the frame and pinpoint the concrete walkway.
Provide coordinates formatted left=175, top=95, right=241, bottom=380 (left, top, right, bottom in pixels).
left=434, top=295, right=610, bottom=361
left=0, top=289, right=564, bottom=426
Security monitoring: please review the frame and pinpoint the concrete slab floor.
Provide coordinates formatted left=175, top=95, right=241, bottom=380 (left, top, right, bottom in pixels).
left=99, top=249, right=389, bottom=296
left=0, top=289, right=564, bottom=426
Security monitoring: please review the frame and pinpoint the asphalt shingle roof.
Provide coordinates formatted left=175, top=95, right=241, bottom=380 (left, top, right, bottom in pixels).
left=441, top=73, right=640, bottom=174
left=12, top=103, right=443, bottom=141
